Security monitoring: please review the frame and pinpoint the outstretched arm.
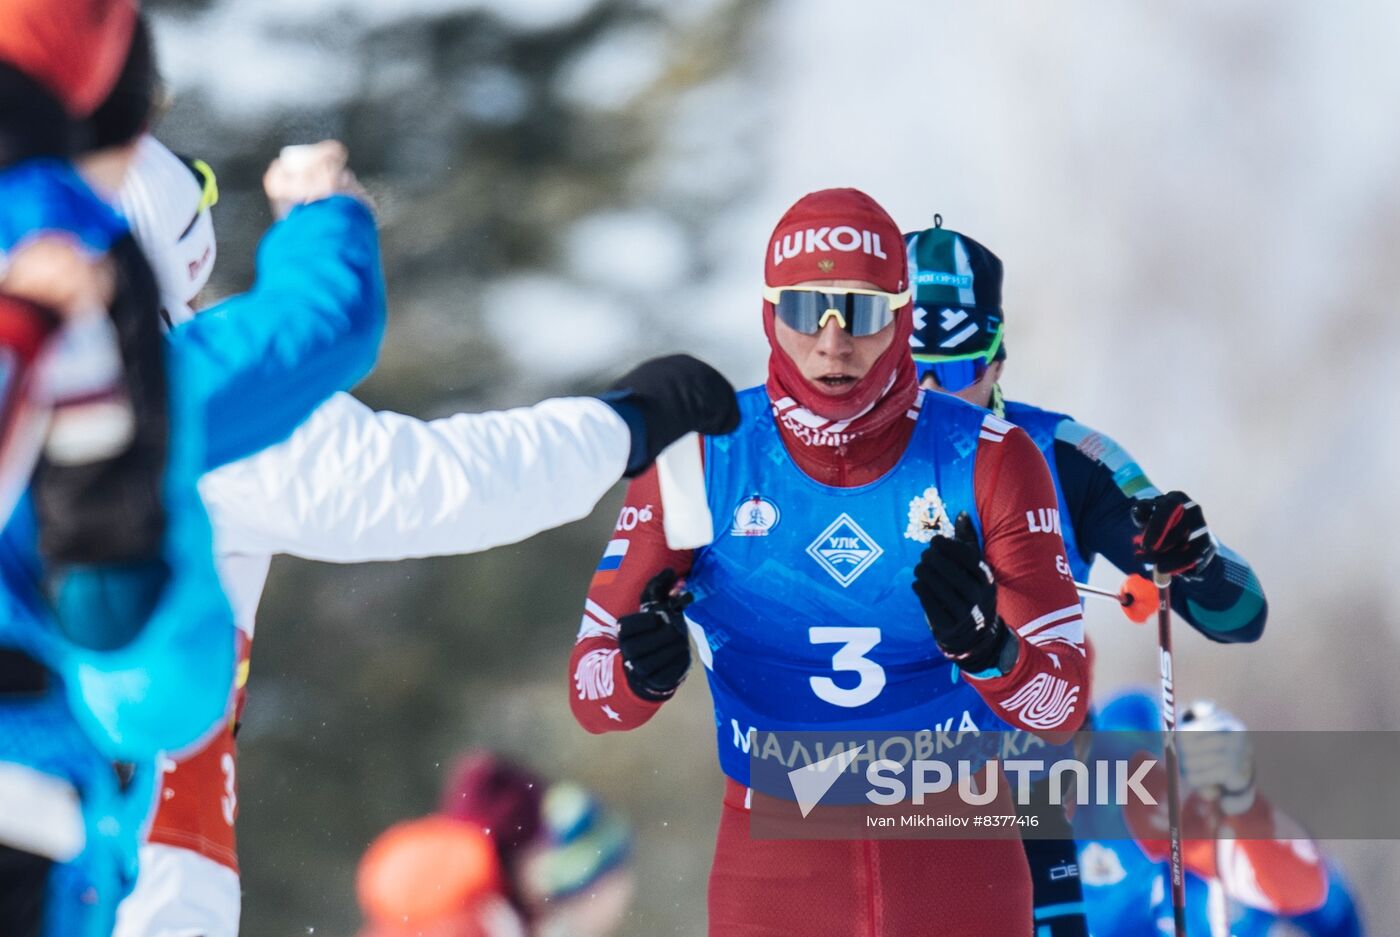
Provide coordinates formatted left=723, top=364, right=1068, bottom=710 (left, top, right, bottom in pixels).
left=1054, top=420, right=1267, bottom=643
left=200, top=353, right=738, bottom=561
left=200, top=392, right=630, bottom=561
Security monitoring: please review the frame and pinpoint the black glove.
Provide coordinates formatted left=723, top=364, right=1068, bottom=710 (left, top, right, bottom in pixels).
left=912, top=513, right=1012, bottom=674
left=1130, top=491, right=1217, bottom=577
left=600, top=354, right=740, bottom=477
left=617, top=568, right=693, bottom=701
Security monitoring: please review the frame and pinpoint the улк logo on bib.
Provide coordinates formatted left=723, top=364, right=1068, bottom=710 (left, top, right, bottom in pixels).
left=806, top=513, right=883, bottom=587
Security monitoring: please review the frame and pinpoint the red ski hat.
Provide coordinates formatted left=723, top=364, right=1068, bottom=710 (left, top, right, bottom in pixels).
left=440, top=753, right=544, bottom=856
left=0, top=0, right=138, bottom=117
left=764, top=188, right=907, bottom=293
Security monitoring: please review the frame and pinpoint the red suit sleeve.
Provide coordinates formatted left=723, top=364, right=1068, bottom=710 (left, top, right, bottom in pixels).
left=1124, top=755, right=1328, bottom=915
left=568, top=463, right=693, bottom=734
left=964, top=417, right=1089, bottom=739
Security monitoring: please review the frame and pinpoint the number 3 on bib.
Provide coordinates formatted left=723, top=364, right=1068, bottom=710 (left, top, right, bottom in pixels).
left=809, top=627, right=886, bottom=707
left=220, top=752, right=237, bottom=827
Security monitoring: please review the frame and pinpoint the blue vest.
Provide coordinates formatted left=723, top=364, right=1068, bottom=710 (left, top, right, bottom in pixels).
left=1002, top=401, right=1091, bottom=583
left=687, top=386, right=1004, bottom=784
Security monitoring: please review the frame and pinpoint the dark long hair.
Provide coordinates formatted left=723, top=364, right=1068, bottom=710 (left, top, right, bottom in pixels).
left=83, top=15, right=160, bottom=153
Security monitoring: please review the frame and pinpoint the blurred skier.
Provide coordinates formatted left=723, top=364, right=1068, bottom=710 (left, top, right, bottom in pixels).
left=1078, top=690, right=1362, bottom=936
left=0, top=20, right=228, bottom=937
left=112, top=136, right=736, bottom=937
left=1, top=18, right=388, bottom=936
left=356, top=753, right=633, bottom=937
left=567, top=188, right=1089, bottom=935
left=905, top=222, right=1270, bottom=936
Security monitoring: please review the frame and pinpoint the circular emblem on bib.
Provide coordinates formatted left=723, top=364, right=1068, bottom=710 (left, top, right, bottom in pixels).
left=731, top=495, right=780, bottom=537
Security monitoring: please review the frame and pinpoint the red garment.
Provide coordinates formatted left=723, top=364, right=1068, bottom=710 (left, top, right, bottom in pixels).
left=709, top=780, right=1031, bottom=937
left=569, top=393, right=1089, bottom=739
left=146, top=629, right=250, bottom=872
left=566, top=393, right=1088, bottom=934
left=763, top=188, right=907, bottom=295
left=1123, top=754, right=1328, bottom=916
left=0, top=0, right=138, bottom=116
left=762, top=310, right=919, bottom=459
left=0, top=297, right=59, bottom=503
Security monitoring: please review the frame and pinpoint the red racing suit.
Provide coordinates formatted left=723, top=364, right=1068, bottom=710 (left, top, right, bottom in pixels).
left=569, top=389, right=1090, bottom=936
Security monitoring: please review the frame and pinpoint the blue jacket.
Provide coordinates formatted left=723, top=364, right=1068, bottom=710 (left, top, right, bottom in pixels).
left=168, top=195, right=386, bottom=471
left=1003, top=400, right=1267, bottom=644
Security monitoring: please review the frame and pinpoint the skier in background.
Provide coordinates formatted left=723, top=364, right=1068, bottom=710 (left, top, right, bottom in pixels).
left=112, top=135, right=736, bottom=937
left=568, top=188, right=1090, bottom=935
left=357, top=753, right=634, bottom=937
left=1078, top=690, right=1362, bottom=936
left=905, top=222, right=1270, bottom=937
left=904, top=223, right=1267, bottom=645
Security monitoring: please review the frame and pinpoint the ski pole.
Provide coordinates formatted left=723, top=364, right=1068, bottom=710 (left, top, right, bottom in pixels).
left=1073, top=581, right=1121, bottom=602
left=1074, top=575, right=1158, bottom=623
left=1155, top=568, right=1188, bottom=937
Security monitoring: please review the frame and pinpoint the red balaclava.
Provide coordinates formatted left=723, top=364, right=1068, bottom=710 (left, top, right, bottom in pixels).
left=0, top=0, right=138, bottom=117
left=763, top=188, right=918, bottom=448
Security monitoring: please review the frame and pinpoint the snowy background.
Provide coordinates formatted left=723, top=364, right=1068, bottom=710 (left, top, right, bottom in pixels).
left=147, top=0, right=1400, bottom=932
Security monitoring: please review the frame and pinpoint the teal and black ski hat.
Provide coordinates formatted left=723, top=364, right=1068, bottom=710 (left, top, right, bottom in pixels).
left=904, top=222, right=1005, bottom=390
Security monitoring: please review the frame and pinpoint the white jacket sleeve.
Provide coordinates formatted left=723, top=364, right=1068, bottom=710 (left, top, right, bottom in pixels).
left=199, top=392, right=630, bottom=562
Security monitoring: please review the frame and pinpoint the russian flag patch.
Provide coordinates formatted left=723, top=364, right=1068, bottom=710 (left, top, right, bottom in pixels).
left=591, top=539, right=630, bottom=586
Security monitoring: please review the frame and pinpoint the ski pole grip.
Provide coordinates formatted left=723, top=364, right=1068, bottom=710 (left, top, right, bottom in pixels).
left=656, top=433, right=713, bottom=550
